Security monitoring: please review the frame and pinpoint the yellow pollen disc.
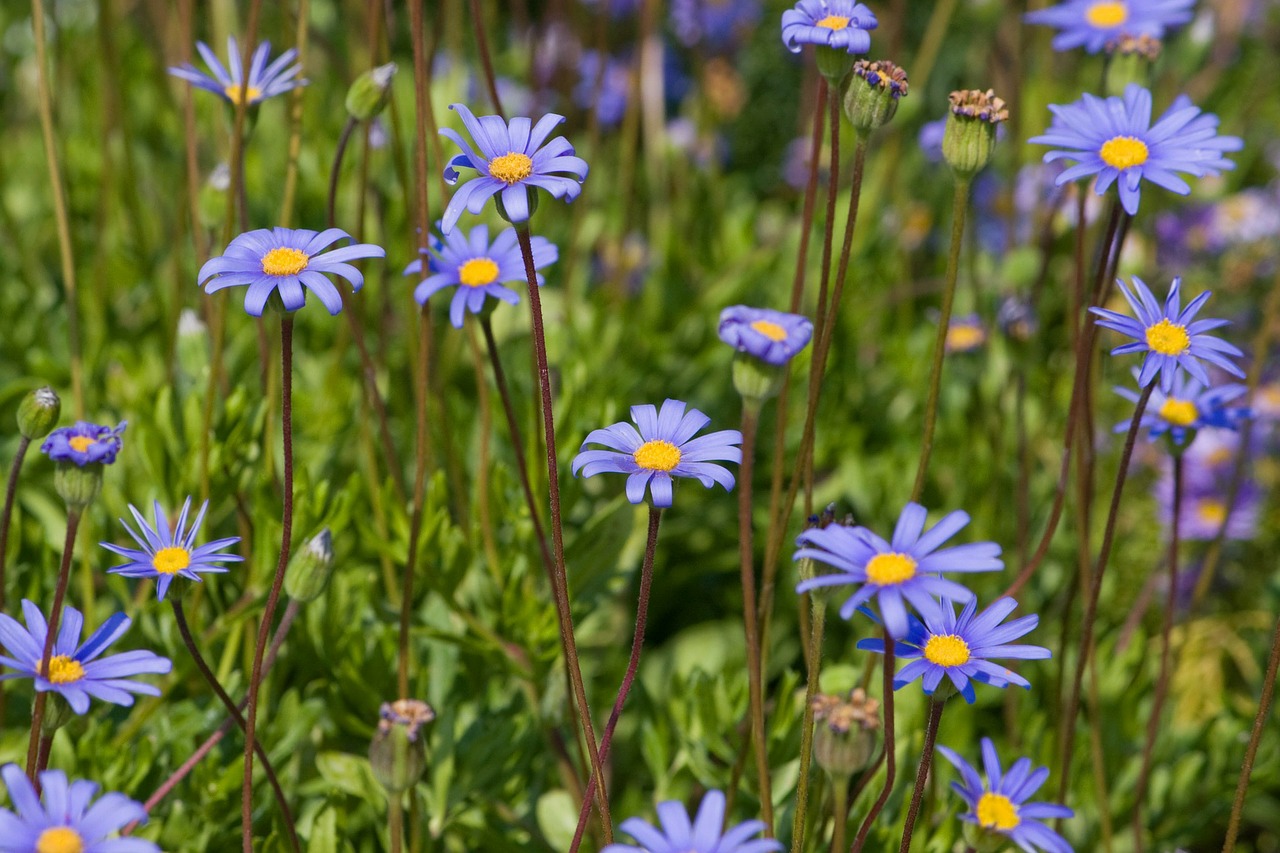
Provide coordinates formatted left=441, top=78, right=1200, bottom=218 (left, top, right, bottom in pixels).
left=458, top=257, right=501, bottom=288
left=865, top=552, right=917, bottom=586
left=223, top=84, right=263, bottom=106
left=816, top=14, right=850, bottom=29
left=1099, top=135, right=1150, bottom=170
left=751, top=320, right=788, bottom=342
left=261, top=247, right=310, bottom=277
left=947, top=325, right=986, bottom=352
left=1158, top=398, right=1198, bottom=427
left=68, top=436, right=95, bottom=453
left=924, top=633, right=971, bottom=667
left=1085, top=0, right=1129, bottom=27
left=976, top=791, right=1021, bottom=831
left=633, top=439, right=682, bottom=472
left=1197, top=500, right=1227, bottom=526
left=153, top=546, right=192, bottom=575
left=1144, top=318, right=1191, bottom=356
left=36, top=827, right=85, bottom=853
left=489, top=152, right=534, bottom=184
left=44, top=655, right=85, bottom=685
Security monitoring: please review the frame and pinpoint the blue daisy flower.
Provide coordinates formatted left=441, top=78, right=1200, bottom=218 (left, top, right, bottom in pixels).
left=1090, top=275, right=1244, bottom=392
left=1114, top=367, right=1249, bottom=446
left=857, top=597, right=1050, bottom=703
left=167, top=36, right=306, bottom=107
left=572, top=399, right=743, bottom=508
left=100, top=498, right=243, bottom=601
left=0, top=601, right=171, bottom=714
left=794, top=502, right=1003, bottom=638
left=1029, top=84, right=1242, bottom=215
left=936, top=738, right=1074, bottom=853
left=198, top=227, right=385, bottom=317
left=602, top=789, right=782, bottom=853
left=781, top=0, right=878, bottom=54
left=718, top=306, right=814, bottom=366
left=1025, top=0, right=1195, bottom=54
left=403, top=224, right=557, bottom=328
left=672, top=0, right=763, bottom=51
left=41, top=422, right=125, bottom=467
left=0, top=764, right=158, bottom=852
left=439, top=104, right=590, bottom=233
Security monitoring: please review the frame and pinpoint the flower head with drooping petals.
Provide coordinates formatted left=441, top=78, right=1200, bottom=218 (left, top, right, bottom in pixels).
left=41, top=422, right=125, bottom=467
left=1025, top=0, right=1194, bottom=54
left=0, top=763, right=158, bottom=852
left=602, top=789, right=782, bottom=853
left=781, top=0, right=879, bottom=55
left=168, top=36, right=306, bottom=107
left=1113, top=367, right=1249, bottom=446
left=101, top=498, right=243, bottom=601
left=718, top=306, right=813, bottom=366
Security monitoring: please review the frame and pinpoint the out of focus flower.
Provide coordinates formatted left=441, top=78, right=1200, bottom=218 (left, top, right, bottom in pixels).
left=812, top=688, right=881, bottom=777
left=919, top=119, right=947, bottom=162
left=574, top=51, right=631, bottom=128
left=718, top=306, right=814, bottom=365
left=603, top=789, right=782, bottom=853
left=42, top=422, right=124, bottom=467
left=0, top=764, right=158, bottom=852
left=1026, top=0, right=1194, bottom=54
left=1113, top=368, right=1249, bottom=445
left=997, top=294, right=1039, bottom=341
left=673, top=0, right=763, bottom=52
left=581, top=0, right=642, bottom=17
left=945, top=314, right=988, bottom=353
left=168, top=36, right=306, bottom=106
left=1160, top=478, right=1261, bottom=541
left=101, top=498, right=242, bottom=601
left=369, top=699, right=435, bottom=792
left=781, top=0, right=878, bottom=55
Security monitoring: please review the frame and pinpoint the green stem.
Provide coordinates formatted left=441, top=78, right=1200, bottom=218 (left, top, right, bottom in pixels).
left=851, top=636, right=895, bottom=852
left=0, top=434, right=30, bottom=727
left=831, top=774, right=850, bottom=853
left=898, top=699, right=945, bottom=853
left=790, top=592, right=826, bottom=853
left=390, top=793, right=404, bottom=853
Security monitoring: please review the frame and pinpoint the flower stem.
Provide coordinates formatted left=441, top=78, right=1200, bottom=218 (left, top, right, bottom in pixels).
left=851, top=635, right=896, bottom=852
left=26, top=508, right=80, bottom=780
left=389, top=792, right=404, bottom=853
left=789, top=592, right=826, bottom=853
left=898, top=699, right=945, bottom=853
left=172, top=598, right=301, bottom=853
left=468, top=0, right=505, bottom=117
left=327, top=116, right=359, bottom=229
left=0, top=433, right=30, bottom=725
left=242, top=314, right=296, bottom=852
left=831, top=774, right=850, bottom=853
left=514, top=225, right=611, bottom=841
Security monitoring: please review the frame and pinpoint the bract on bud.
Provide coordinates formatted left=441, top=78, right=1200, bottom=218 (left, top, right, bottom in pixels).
left=284, top=527, right=336, bottom=603
left=346, top=62, right=397, bottom=121
left=844, top=60, right=908, bottom=134
left=942, top=89, right=1008, bottom=178
left=369, top=699, right=435, bottom=793
left=17, top=387, right=60, bottom=440
left=812, top=688, right=881, bottom=778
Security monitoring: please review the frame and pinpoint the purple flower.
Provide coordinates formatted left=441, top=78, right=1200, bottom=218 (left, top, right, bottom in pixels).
left=781, top=0, right=878, bottom=55
left=41, top=422, right=125, bottom=467
left=0, top=764, right=158, bottom=852
left=603, top=790, right=781, bottom=853
left=1113, top=368, right=1249, bottom=445
left=718, top=306, right=813, bottom=365
left=101, top=498, right=243, bottom=601
left=1025, top=0, right=1195, bottom=54
left=168, top=36, right=306, bottom=106
left=574, top=52, right=631, bottom=129
left=673, top=0, right=763, bottom=52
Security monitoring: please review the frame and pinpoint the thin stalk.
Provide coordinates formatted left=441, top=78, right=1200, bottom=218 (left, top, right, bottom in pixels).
left=910, top=177, right=971, bottom=501
left=789, top=594, right=826, bottom=853
left=787, top=79, right=827, bottom=314
left=26, top=508, right=80, bottom=778
left=898, top=699, right=946, bottom=853
left=172, top=599, right=301, bottom=853
left=327, top=117, right=359, bottom=228
left=35, top=733, right=53, bottom=777
left=468, top=0, right=505, bottom=116
left=0, top=435, right=31, bottom=726
left=465, top=325, right=500, bottom=572
left=242, top=315, right=296, bottom=852
left=279, top=0, right=311, bottom=226
left=851, top=638, right=896, bottom=852
left=831, top=774, right=850, bottom=853
left=389, top=793, right=404, bottom=853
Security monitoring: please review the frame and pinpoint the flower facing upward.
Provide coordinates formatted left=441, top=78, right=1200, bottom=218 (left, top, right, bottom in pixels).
left=1113, top=368, right=1249, bottom=446
left=1030, top=84, right=1242, bottom=215
left=0, top=764, right=158, bottom=853
left=41, top=422, right=125, bottom=467
left=404, top=224, right=557, bottom=327
left=1025, top=0, right=1195, bottom=54
left=439, top=104, right=589, bottom=233
left=857, top=597, right=1050, bottom=703
left=937, top=739, right=1074, bottom=853
left=781, top=1, right=879, bottom=55
left=718, top=306, right=813, bottom=365
left=1090, top=276, right=1244, bottom=392
left=602, top=789, right=782, bottom=853
left=168, top=36, right=306, bottom=107
left=101, top=498, right=243, bottom=601
left=0, top=601, right=171, bottom=714
left=572, top=399, right=743, bottom=507
left=199, top=227, right=385, bottom=316
left=794, top=503, right=1003, bottom=638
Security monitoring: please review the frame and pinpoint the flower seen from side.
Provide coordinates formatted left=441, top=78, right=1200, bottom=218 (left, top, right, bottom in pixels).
left=0, top=601, right=171, bottom=714
left=0, top=764, right=159, bottom=853
left=602, top=789, right=782, bottom=853
left=945, top=314, right=987, bottom=353
left=718, top=306, right=814, bottom=366
left=572, top=399, right=742, bottom=507
left=168, top=36, right=306, bottom=107
left=794, top=502, right=1003, bottom=638
left=1113, top=368, right=1249, bottom=446
left=404, top=224, right=557, bottom=327
left=672, top=0, right=763, bottom=52
left=199, top=227, right=385, bottom=316
left=781, top=1, right=878, bottom=55
left=41, top=422, right=125, bottom=467
left=1025, top=0, right=1194, bottom=54
left=101, top=498, right=243, bottom=601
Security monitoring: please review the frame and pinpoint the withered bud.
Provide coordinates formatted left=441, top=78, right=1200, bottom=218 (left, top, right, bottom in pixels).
left=812, top=688, right=881, bottom=778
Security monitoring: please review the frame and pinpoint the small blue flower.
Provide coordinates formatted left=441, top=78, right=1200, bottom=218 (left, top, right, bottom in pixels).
left=0, top=763, right=158, bottom=852
left=718, top=306, right=813, bottom=365
left=100, top=498, right=243, bottom=601
left=937, top=738, right=1074, bottom=853
left=1114, top=368, right=1249, bottom=446
left=1025, top=0, right=1195, bottom=54
left=781, top=0, right=878, bottom=54
left=572, top=399, right=742, bottom=507
left=672, top=0, right=763, bottom=52
left=41, top=422, right=125, bottom=467
left=1030, top=84, right=1242, bottom=215
left=857, top=597, right=1050, bottom=703
left=945, top=313, right=987, bottom=354
left=574, top=51, right=631, bottom=129
left=168, top=36, right=306, bottom=107
left=440, top=105, right=589, bottom=233
left=0, top=601, right=171, bottom=714
left=1090, top=276, right=1244, bottom=392
left=404, top=224, right=557, bottom=327
left=603, top=789, right=782, bottom=853
left=794, top=503, right=1003, bottom=638
left=198, top=227, right=385, bottom=317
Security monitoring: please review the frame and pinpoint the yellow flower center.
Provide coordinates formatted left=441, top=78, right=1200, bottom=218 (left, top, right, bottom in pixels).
left=1196, top=500, right=1227, bottom=526
left=44, top=655, right=85, bottom=685
left=36, top=827, right=85, bottom=853
left=923, top=634, right=971, bottom=667
left=68, top=436, right=95, bottom=453
left=750, top=320, right=788, bottom=342
left=1144, top=318, right=1191, bottom=356
left=1085, top=0, right=1128, bottom=27
left=816, top=14, right=850, bottom=29
left=488, top=152, right=534, bottom=184
left=864, top=552, right=917, bottom=586
left=633, top=439, right=682, bottom=472
left=458, top=257, right=501, bottom=288
left=1158, top=398, right=1198, bottom=427
left=1207, top=447, right=1233, bottom=466
left=946, top=325, right=986, bottom=352
left=976, top=791, right=1021, bottom=831
left=153, top=545, right=192, bottom=575
left=261, top=247, right=310, bottom=277
left=223, top=84, right=263, bottom=106
left=1099, top=135, right=1150, bottom=170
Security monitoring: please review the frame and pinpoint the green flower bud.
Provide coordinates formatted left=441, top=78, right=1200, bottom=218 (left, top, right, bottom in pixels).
left=54, top=465, right=103, bottom=510
left=17, top=387, right=60, bottom=440
left=812, top=688, right=881, bottom=779
left=1104, top=35, right=1161, bottom=97
left=843, top=60, right=908, bottom=135
left=814, top=45, right=855, bottom=88
left=369, top=699, right=435, bottom=793
left=284, top=527, right=336, bottom=603
left=942, top=89, right=1008, bottom=178
left=43, top=692, right=76, bottom=734
left=198, top=164, right=230, bottom=230
left=346, top=63, right=397, bottom=122
left=496, top=188, right=539, bottom=224
left=731, top=353, right=787, bottom=408
left=175, top=309, right=210, bottom=388
left=962, top=819, right=1013, bottom=853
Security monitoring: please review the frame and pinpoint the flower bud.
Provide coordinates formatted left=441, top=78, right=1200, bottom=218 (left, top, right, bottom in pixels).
left=369, top=699, right=435, bottom=793
left=285, top=528, right=336, bottom=603
left=814, top=45, right=855, bottom=88
left=17, top=387, right=61, bottom=440
left=496, top=188, right=539, bottom=224
left=843, top=60, right=908, bottom=134
left=1104, top=35, right=1160, bottom=97
left=942, top=89, right=1008, bottom=178
left=175, top=309, right=210, bottom=388
left=812, top=688, right=881, bottom=778
left=963, top=819, right=1013, bottom=853
left=732, top=354, right=787, bottom=408
left=346, top=63, right=397, bottom=122
left=198, top=164, right=231, bottom=228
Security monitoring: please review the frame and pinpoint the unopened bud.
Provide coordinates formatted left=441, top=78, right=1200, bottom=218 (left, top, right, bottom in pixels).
left=942, top=89, right=1008, bottom=178
left=369, top=699, right=435, bottom=792
left=285, top=527, right=336, bottom=603
left=843, top=60, right=908, bottom=134
left=1104, top=35, right=1161, bottom=97
left=17, top=387, right=61, bottom=440
left=812, top=688, right=881, bottom=778
left=732, top=354, right=787, bottom=408
left=346, top=63, right=397, bottom=122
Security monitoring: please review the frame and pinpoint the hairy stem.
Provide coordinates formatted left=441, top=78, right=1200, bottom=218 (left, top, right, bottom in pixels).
left=851, top=637, right=896, bottom=852
left=789, top=592, right=826, bottom=853
left=898, top=699, right=945, bottom=853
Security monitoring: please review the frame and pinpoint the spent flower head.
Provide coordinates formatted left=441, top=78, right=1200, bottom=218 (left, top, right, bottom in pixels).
left=943, top=89, right=1009, bottom=176
left=844, top=60, right=908, bottom=132
left=0, top=763, right=158, bottom=852
left=812, top=687, right=881, bottom=777
left=603, top=789, right=782, bottom=853
left=100, top=498, right=243, bottom=601
left=1025, top=0, right=1193, bottom=54
left=168, top=36, right=306, bottom=107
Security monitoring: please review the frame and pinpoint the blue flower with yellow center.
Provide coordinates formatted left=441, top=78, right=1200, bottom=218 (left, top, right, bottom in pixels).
left=404, top=224, right=557, bottom=327
left=168, top=36, right=306, bottom=107
left=0, top=763, right=158, bottom=852
left=100, top=498, right=243, bottom=601
left=937, top=739, right=1074, bottom=853
left=781, top=0, right=878, bottom=54
left=794, top=502, right=1003, bottom=638
left=718, top=305, right=813, bottom=365
left=1025, top=0, right=1195, bottom=54
left=0, top=601, right=171, bottom=714
left=572, top=399, right=743, bottom=507
left=41, top=422, right=125, bottom=467
left=1114, top=367, right=1249, bottom=446
left=198, top=227, right=385, bottom=316
left=602, top=789, right=782, bottom=853
left=857, top=597, right=1050, bottom=703
left=1029, top=84, right=1242, bottom=215
left=1090, top=275, right=1244, bottom=392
